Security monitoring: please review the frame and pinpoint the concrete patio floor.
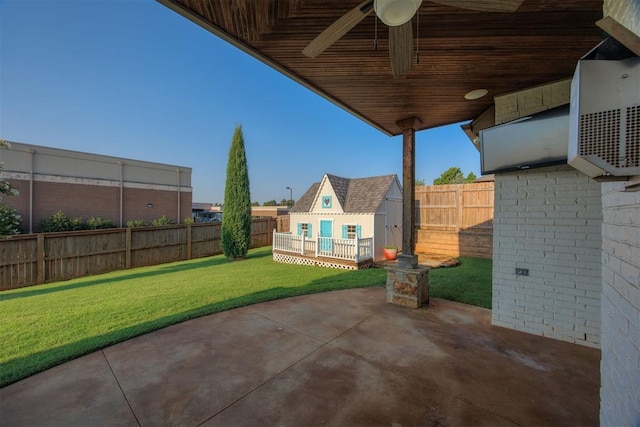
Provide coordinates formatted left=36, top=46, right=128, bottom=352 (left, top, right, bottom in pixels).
left=0, top=287, right=600, bottom=426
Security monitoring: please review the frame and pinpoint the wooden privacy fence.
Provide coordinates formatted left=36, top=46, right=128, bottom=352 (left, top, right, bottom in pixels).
left=276, top=215, right=289, bottom=232
left=0, top=218, right=276, bottom=290
left=415, top=182, right=494, bottom=258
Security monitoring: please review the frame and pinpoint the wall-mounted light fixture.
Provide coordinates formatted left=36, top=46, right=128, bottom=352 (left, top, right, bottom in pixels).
left=147, top=203, right=153, bottom=208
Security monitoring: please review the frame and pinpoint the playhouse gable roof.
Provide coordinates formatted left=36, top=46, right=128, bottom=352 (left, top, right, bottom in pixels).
left=290, top=182, right=320, bottom=213
left=291, top=174, right=399, bottom=214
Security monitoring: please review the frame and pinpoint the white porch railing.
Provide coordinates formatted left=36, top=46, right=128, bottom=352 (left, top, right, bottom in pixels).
left=272, top=230, right=373, bottom=262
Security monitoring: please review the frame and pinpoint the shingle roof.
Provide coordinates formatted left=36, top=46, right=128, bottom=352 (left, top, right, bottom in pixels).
left=291, top=174, right=398, bottom=214
left=290, top=182, right=320, bottom=213
left=325, top=174, right=349, bottom=211
left=344, top=174, right=397, bottom=213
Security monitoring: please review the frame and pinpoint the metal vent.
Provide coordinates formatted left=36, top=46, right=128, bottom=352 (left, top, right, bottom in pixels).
left=627, top=105, right=640, bottom=168
left=579, top=109, right=621, bottom=167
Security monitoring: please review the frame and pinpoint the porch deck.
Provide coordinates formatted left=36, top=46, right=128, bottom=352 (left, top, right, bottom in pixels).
left=272, top=249, right=375, bottom=270
left=272, top=231, right=374, bottom=270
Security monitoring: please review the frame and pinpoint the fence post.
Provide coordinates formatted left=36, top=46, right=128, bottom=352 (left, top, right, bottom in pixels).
left=456, top=185, right=463, bottom=234
left=301, top=233, right=305, bottom=255
left=272, top=228, right=276, bottom=250
left=315, top=233, right=319, bottom=257
left=37, top=233, right=45, bottom=284
left=270, top=218, right=276, bottom=242
left=186, top=223, right=192, bottom=260
left=354, top=235, right=359, bottom=262
left=125, top=227, right=132, bottom=269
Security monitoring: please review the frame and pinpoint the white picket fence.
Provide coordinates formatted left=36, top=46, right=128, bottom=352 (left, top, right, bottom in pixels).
left=273, top=231, right=373, bottom=262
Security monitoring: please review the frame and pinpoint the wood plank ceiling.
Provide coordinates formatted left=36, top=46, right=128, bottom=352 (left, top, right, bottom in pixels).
left=157, top=0, right=604, bottom=136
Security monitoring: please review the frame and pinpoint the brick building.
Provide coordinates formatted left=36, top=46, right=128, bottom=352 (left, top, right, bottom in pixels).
left=0, top=141, right=192, bottom=232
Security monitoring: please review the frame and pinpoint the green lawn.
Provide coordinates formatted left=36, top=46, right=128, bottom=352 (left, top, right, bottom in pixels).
left=0, top=247, right=491, bottom=387
left=430, top=257, right=493, bottom=309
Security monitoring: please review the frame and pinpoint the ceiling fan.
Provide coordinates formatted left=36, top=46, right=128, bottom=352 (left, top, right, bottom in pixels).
left=302, top=0, right=524, bottom=77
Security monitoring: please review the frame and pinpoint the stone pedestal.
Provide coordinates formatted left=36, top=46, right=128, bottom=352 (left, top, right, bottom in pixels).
left=385, top=265, right=429, bottom=308
left=397, top=253, right=418, bottom=269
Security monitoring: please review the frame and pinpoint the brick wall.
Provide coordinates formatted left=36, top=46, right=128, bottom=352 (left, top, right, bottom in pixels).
left=492, top=166, right=602, bottom=347
left=600, top=181, right=640, bottom=426
left=4, top=178, right=192, bottom=231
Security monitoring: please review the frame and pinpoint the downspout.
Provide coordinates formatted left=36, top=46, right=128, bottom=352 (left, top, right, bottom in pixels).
left=176, top=168, right=181, bottom=223
left=119, top=161, right=124, bottom=227
left=28, top=149, right=34, bottom=233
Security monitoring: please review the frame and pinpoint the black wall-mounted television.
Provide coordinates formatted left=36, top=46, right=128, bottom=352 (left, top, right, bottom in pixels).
left=479, top=104, right=569, bottom=175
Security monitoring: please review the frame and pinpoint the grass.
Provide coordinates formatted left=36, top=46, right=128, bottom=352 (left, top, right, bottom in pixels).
left=429, top=257, right=493, bottom=309
left=0, top=247, right=491, bottom=387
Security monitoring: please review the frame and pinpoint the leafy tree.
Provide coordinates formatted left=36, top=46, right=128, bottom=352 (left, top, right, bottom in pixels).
left=222, top=125, right=252, bottom=259
left=433, top=167, right=465, bottom=185
left=415, top=178, right=426, bottom=186
left=433, top=167, right=478, bottom=185
left=279, top=198, right=294, bottom=207
left=251, top=201, right=260, bottom=206
left=0, top=141, right=21, bottom=236
left=0, top=205, right=21, bottom=236
left=262, top=199, right=277, bottom=206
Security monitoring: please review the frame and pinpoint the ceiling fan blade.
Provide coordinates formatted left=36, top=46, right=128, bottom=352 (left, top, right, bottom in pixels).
left=302, top=0, right=374, bottom=58
left=430, top=0, right=524, bottom=12
left=389, top=21, right=413, bottom=77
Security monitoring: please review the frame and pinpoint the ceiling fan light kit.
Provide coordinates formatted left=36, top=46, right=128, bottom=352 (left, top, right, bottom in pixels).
left=374, top=0, right=423, bottom=26
left=464, top=89, right=489, bottom=100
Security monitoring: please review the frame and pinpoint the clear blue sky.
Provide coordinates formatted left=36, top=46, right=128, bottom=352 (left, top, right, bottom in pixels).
left=0, top=0, right=481, bottom=204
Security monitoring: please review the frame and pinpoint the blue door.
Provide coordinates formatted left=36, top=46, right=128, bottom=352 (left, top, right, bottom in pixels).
left=319, top=220, right=333, bottom=253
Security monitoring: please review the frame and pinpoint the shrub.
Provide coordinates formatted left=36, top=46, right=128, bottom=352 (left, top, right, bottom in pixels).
left=39, top=211, right=85, bottom=232
left=152, top=215, right=175, bottom=226
left=40, top=211, right=81, bottom=232
left=183, top=217, right=195, bottom=225
left=126, top=219, right=146, bottom=228
left=86, top=216, right=115, bottom=230
left=0, top=204, right=21, bottom=236
left=69, top=216, right=85, bottom=231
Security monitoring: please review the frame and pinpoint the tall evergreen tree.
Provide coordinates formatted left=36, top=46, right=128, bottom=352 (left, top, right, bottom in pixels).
left=222, top=125, right=252, bottom=259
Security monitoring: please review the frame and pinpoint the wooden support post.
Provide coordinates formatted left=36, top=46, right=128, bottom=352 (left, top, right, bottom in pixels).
left=396, top=117, right=422, bottom=269
left=36, top=233, right=45, bottom=284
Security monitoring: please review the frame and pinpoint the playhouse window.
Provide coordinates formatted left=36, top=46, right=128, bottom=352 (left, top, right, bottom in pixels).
left=301, top=223, right=309, bottom=237
left=346, top=225, right=357, bottom=239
